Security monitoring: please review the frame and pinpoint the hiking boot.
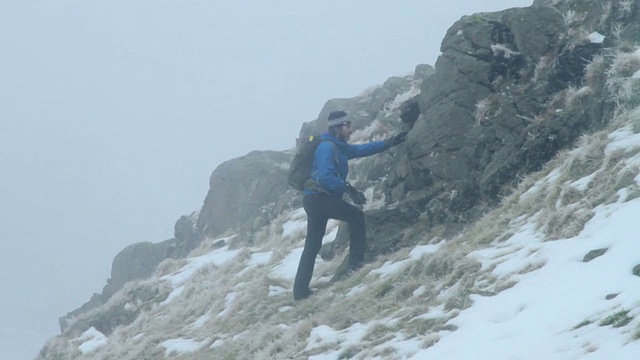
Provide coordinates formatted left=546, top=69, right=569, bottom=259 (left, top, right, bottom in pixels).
left=293, top=289, right=314, bottom=301
left=331, top=260, right=362, bottom=282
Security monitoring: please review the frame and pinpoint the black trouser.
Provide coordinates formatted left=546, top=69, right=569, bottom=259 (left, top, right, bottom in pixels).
left=293, top=193, right=366, bottom=299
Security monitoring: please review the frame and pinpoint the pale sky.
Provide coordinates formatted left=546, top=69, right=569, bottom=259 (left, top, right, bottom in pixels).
left=0, top=1, right=531, bottom=358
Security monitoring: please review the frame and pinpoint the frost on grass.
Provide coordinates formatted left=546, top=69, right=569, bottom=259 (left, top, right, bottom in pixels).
left=606, top=50, right=640, bottom=113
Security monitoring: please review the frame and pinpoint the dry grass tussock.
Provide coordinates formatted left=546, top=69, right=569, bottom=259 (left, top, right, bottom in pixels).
left=606, top=49, right=640, bottom=113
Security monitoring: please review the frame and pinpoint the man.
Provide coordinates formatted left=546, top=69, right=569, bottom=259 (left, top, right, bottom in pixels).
left=293, top=110, right=407, bottom=300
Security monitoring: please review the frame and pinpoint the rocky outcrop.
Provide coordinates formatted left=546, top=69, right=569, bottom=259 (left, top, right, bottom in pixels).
left=102, top=240, right=174, bottom=298
left=196, top=150, right=293, bottom=238
left=168, top=211, right=202, bottom=258
left=383, top=6, right=611, bottom=230
left=59, top=238, right=176, bottom=332
left=299, top=64, right=434, bottom=138
left=63, top=281, right=171, bottom=338
left=316, top=3, right=634, bottom=271
left=58, top=213, right=200, bottom=332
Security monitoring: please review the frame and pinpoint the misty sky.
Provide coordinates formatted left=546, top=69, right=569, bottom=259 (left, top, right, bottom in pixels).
left=0, top=1, right=531, bottom=358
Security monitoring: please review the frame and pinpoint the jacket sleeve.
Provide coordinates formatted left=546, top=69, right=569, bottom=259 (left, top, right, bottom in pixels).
left=315, top=142, right=344, bottom=196
left=345, top=140, right=389, bottom=159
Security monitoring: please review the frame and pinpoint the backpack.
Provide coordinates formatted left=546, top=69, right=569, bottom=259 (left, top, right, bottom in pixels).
left=288, top=135, right=336, bottom=191
left=287, top=134, right=322, bottom=191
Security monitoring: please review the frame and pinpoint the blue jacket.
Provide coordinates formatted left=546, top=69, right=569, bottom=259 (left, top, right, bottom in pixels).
left=304, top=132, right=390, bottom=198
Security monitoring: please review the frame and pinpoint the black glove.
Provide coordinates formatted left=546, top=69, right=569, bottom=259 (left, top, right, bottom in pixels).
left=386, top=132, right=408, bottom=147
left=345, top=183, right=367, bottom=205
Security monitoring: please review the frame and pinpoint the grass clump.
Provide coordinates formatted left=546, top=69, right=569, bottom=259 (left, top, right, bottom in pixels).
left=600, top=309, right=633, bottom=328
left=573, top=319, right=593, bottom=330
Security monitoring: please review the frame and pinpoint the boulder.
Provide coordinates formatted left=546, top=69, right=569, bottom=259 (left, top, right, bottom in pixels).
left=197, top=150, right=292, bottom=237
left=59, top=238, right=175, bottom=332
left=102, top=239, right=174, bottom=298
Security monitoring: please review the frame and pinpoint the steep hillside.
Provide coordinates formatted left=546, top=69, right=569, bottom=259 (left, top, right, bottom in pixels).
left=40, top=104, right=640, bottom=358
left=39, top=0, right=640, bottom=359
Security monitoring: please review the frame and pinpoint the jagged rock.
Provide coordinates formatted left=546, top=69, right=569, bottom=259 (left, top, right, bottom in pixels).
left=60, top=214, right=200, bottom=333
left=197, top=150, right=292, bottom=238
left=633, top=264, right=640, bottom=277
left=64, top=281, right=170, bottom=338
left=414, top=64, right=435, bottom=80
left=58, top=292, right=105, bottom=333
left=60, top=215, right=202, bottom=333
left=399, top=97, right=421, bottom=126
left=384, top=5, right=608, bottom=231
left=59, top=239, right=175, bottom=332
left=168, top=212, right=202, bottom=258
left=556, top=42, right=602, bottom=85
left=174, top=212, right=199, bottom=244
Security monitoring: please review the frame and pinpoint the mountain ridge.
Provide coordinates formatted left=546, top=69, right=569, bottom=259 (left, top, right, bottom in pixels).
left=40, top=0, right=640, bottom=358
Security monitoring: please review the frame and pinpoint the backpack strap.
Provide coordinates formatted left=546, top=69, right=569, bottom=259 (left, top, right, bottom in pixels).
left=325, top=140, right=339, bottom=167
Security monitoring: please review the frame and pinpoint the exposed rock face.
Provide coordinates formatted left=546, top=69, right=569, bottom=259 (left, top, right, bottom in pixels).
left=383, top=6, right=609, bottom=230
left=196, top=150, right=293, bottom=238
left=329, top=3, right=629, bottom=271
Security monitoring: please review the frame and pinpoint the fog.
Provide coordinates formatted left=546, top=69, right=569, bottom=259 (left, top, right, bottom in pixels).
left=0, top=1, right=531, bottom=358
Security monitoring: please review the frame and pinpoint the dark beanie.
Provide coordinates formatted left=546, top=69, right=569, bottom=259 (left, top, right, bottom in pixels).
left=327, top=110, right=349, bottom=128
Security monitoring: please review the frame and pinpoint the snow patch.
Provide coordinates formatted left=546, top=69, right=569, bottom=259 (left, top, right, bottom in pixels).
left=491, top=43, right=520, bottom=58
left=586, top=32, right=605, bottom=44
left=270, top=248, right=303, bottom=282
left=216, top=292, right=237, bottom=318
left=77, top=327, right=108, bottom=354
left=306, top=323, right=369, bottom=359
left=247, top=251, right=273, bottom=267
left=161, top=285, right=185, bottom=305
left=371, top=243, right=445, bottom=278
left=411, top=198, right=640, bottom=359
left=606, top=125, right=640, bottom=155
left=161, top=244, right=241, bottom=287
left=282, top=218, right=306, bottom=238
left=161, top=338, right=209, bottom=356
